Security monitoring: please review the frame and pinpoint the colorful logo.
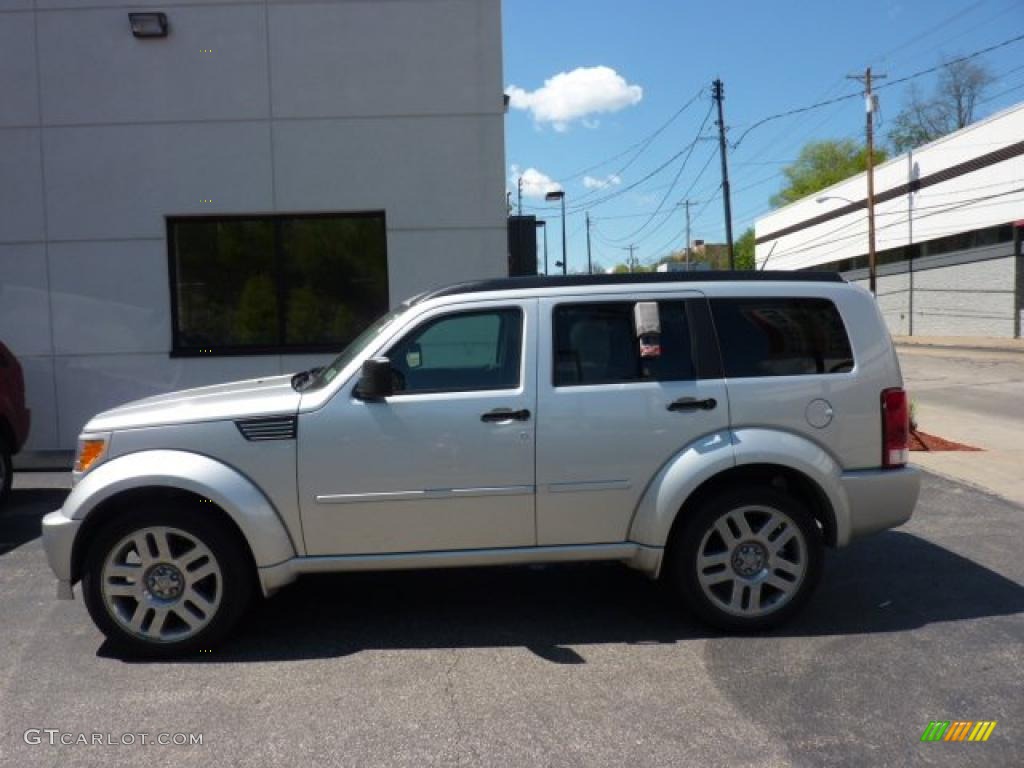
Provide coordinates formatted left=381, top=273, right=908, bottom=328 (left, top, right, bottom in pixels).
left=921, top=721, right=997, bottom=742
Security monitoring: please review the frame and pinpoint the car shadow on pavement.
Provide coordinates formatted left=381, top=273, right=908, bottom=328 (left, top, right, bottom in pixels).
left=104, top=530, right=1024, bottom=665
left=0, top=489, right=66, bottom=556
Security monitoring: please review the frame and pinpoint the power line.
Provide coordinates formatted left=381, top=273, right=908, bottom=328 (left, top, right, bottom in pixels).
left=560, top=139, right=707, bottom=213
left=879, top=0, right=1023, bottom=72
left=977, top=78, right=1024, bottom=106
left=760, top=185, right=1024, bottom=262
left=549, top=87, right=706, bottom=186
left=875, top=32, right=1024, bottom=94
left=632, top=149, right=720, bottom=248
left=591, top=204, right=685, bottom=222
left=873, top=0, right=989, bottom=67
left=731, top=31, right=1024, bottom=150
left=601, top=105, right=715, bottom=243
left=648, top=186, right=720, bottom=262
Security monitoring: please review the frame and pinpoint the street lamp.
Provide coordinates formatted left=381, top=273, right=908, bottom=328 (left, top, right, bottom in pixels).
left=545, top=189, right=567, bottom=275
left=535, top=220, right=548, bottom=275
left=815, top=194, right=876, bottom=295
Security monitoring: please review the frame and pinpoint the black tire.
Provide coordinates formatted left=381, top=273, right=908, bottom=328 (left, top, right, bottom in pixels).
left=0, top=448, right=12, bottom=506
left=667, top=486, right=824, bottom=633
left=81, top=501, right=253, bottom=658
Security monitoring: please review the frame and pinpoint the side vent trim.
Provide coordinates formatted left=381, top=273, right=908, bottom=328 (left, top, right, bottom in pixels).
left=235, top=415, right=297, bottom=441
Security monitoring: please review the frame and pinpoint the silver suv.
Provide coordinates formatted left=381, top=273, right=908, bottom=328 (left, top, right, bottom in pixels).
left=42, top=272, right=920, bottom=656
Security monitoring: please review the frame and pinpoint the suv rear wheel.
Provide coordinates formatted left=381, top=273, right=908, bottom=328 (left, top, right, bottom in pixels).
left=669, top=487, right=823, bottom=632
left=82, top=503, right=253, bottom=657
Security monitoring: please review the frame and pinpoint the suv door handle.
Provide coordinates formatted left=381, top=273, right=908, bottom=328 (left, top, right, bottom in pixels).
left=481, top=408, right=531, bottom=423
left=667, top=397, right=717, bottom=412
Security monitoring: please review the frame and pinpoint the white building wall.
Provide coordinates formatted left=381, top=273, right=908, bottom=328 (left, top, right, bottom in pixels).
left=0, top=0, right=506, bottom=451
left=845, top=252, right=1015, bottom=337
left=755, top=103, right=1024, bottom=271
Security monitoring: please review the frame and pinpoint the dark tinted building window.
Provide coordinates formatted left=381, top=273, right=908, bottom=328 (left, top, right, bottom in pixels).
left=388, top=309, right=522, bottom=394
left=553, top=301, right=695, bottom=386
left=168, top=213, right=388, bottom=355
left=710, top=298, right=854, bottom=377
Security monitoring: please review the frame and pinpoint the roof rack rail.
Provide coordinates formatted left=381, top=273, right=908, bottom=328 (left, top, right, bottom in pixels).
left=417, top=270, right=845, bottom=303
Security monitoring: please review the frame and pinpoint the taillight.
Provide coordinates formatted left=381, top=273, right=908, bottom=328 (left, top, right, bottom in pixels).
left=881, top=388, right=909, bottom=468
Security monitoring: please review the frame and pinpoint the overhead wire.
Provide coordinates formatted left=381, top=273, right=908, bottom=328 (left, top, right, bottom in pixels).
left=759, top=185, right=1024, bottom=262
left=600, top=103, right=715, bottom=242
left=730, top=31, right=1024, bottom=150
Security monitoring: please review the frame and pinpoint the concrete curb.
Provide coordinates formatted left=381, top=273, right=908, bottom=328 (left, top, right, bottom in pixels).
left=894, top=336, right=1024, bottom=354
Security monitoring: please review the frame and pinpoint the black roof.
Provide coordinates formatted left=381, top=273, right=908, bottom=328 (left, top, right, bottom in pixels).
left=416, top=270, right=844, bottom=303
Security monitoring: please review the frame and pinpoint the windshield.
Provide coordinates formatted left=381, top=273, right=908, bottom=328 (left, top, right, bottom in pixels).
left=303, top=305, right=409, bottom=391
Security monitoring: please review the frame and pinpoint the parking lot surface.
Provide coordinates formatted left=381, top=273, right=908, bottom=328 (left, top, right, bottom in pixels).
left=1, top=470, right=1022, bottom=767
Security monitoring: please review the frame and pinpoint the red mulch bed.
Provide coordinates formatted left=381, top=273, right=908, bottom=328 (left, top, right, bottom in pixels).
left=909, top=429, right=982, bottom=452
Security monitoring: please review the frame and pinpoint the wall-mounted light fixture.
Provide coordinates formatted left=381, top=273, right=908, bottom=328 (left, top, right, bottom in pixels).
left=129, top=12, right=168, bottom=39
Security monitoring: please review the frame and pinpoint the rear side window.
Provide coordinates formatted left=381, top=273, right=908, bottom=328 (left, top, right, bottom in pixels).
left=710, top=298, right=854, bottom=377
left=553, top=301, right=695, bottom=386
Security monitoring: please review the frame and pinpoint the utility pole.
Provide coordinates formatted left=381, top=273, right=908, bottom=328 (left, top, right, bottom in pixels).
left=711, top=79, right=735, bottom=270
left=848, top=66, right=885, bottom=295
left=585, top=211, right=593, bottom=274
left=623, top=244, right=637, bottom=273
left=684, top=199, right=692, bottom=271
left=517, top=176, right=523, bottom=215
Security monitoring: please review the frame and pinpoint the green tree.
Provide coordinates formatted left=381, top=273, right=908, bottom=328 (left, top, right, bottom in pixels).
left=734, top=228, right=756, bottom=270
left=770, top=139, right=887, bottom=208
left=888, top=57, right=994, bottom=153
left=610, top=262, right=653, bottom=273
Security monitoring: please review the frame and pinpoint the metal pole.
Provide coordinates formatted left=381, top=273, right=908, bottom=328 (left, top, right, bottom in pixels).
left=517, top=177, right=523, bottom=215
left=865, top=67, right=878, bottom=296
left=624, top=244, right=637, bottom=273
left=907, top=149, right=914, bottom=335
left=585, top=212, right=593, bottom=274
left=712, top=79, right=735, bottom=269
left=1014, top=222, right=1023, bottom=339
left=543, top=223, right=549, bottom=276
left=684, top=199, right=691, bottom=270
left=560, top=195, right=568, bottom=275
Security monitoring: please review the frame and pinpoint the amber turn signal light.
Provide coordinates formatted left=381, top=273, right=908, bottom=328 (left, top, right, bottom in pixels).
left=74, top=439, right=107, bottom=474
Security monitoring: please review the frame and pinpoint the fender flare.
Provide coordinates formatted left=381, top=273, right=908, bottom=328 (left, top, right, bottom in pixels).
left=628, top=428, right=849, bottom=551
left=64, top=449, right=297, bottom=567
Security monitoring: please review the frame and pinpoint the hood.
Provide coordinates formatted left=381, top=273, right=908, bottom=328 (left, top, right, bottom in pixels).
left=85, top=374, right=302, bottom=433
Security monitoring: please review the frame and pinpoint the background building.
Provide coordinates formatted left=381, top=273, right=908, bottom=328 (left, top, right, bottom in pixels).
left=754, top=102, right=1024, bottom=339
left=0, top=0, right=506, bottom=453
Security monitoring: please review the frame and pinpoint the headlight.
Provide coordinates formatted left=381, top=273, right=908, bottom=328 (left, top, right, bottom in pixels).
left=74, top=436, right=108, bottom=475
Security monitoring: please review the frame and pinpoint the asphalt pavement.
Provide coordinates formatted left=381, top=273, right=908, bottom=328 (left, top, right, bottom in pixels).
left=0, top=470, right=1022, bottom=768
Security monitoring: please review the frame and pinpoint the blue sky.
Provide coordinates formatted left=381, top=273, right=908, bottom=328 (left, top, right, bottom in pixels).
left=502, top=0, right=1024, bottom=272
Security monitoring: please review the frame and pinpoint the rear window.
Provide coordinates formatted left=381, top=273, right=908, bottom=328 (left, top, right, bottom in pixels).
left=710, top=297, right=854, bottom=378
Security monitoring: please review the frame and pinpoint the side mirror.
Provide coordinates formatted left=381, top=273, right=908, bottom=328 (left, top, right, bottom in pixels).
left=355, top=357, right=394, bottom=401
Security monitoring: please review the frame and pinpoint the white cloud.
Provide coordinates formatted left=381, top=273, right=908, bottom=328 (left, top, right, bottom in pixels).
left=582, top=174, right=621, bottom=190
left=510, top=164, right=563, bottom=199
left=507, top=66, right=643, bottom=131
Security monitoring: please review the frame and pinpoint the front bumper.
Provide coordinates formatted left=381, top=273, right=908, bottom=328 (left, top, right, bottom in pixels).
left=840, top=465, right=921, bottom=544
left=42, top=509, right=81, bottom=599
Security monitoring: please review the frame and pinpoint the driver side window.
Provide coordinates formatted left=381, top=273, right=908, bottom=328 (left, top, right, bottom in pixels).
left=387, top=308, right=522, bottom=394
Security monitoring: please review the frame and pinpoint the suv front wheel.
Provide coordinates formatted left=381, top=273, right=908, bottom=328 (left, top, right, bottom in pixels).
left=82, top=503, right=253, bottom=657
left=669, top=487, right=823, bottom=632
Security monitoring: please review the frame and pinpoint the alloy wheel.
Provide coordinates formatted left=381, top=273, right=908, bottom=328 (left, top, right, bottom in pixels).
left=695, top=505, right=808, bottom=618
left=100, top=526, right=223, bottom=643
